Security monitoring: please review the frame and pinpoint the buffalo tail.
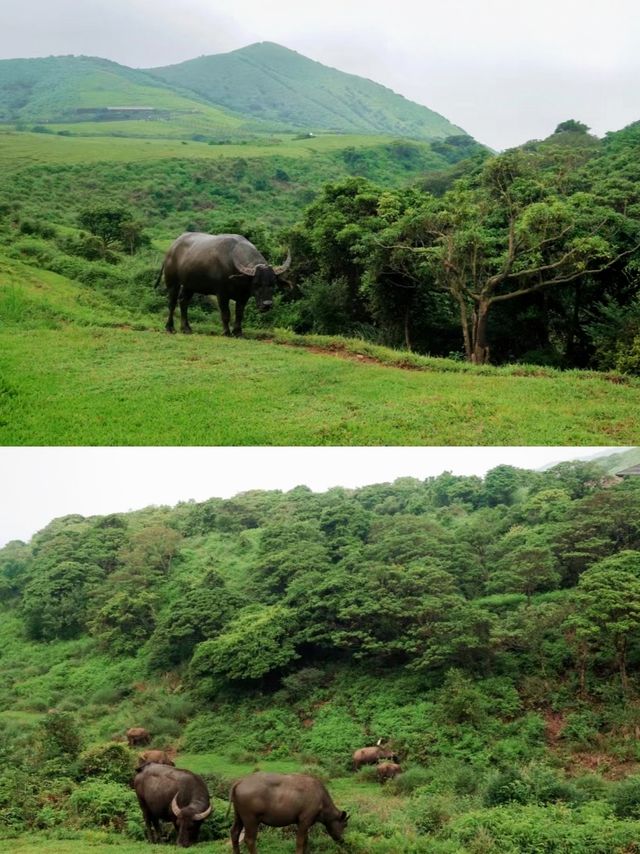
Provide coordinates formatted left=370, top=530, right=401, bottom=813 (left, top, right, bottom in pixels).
left=153, top=263, right=165, bottom=290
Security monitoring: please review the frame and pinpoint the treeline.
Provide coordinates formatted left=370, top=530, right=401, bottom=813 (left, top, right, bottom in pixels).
left=281, top=121, right=640, bottom=369
left=2, top=458, right=640, bottom=701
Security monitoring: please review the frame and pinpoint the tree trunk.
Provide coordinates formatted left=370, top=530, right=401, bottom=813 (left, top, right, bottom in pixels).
left=404, top=304, right=412, bottom=351
left=471, top=301, right=491, bottom=364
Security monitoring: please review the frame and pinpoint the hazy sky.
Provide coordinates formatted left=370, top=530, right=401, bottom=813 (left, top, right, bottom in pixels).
left=1, top=0, right=638, bottom=149
left=0, top=447, right=628, bottom=547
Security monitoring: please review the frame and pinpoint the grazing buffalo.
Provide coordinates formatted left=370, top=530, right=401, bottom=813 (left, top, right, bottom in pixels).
left=138, top=749, right=175, bottom=767
left=126, top=727, right=151, bottom=747
left=352, top=742, right=398, bottom=771
left=156, top=232, right=291, bottom=337
left=376, top=762, right=402, bottom=782
left=230, top=772, right=348, bottom=854
left=133, top=762, right=212, bottom=847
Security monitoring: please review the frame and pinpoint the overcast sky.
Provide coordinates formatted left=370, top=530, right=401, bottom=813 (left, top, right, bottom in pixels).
left=1, top=1, right=638, bottom=149
left=0, top=447, right=630, bottom=547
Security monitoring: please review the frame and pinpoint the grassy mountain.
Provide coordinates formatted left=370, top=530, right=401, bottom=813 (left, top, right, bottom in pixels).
left=0, top=54, right=279, bottom=139
left=148, top=41, right=466, bottom=140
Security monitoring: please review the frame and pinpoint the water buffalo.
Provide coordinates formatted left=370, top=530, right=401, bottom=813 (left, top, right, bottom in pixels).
left=230, top=772, right=348, bottom=854
left=138, top=749, right=175, bottom=767
left=133, top=762, right=212, bottom=847
left=126, top=726, right=151, bottom=747
left=352, top=743, right=398, bottom=770
left=156, top=232, right=291, bottom=336
left=376, top=762, right=402, bottom=782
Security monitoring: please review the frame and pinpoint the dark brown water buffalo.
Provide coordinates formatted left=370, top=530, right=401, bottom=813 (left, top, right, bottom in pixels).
left=138, top=749, right=175, bottom=767
left=376, top=761, right=402, bottom=782
left=352, top=743, right=398, bottom=770
left=229, top=772, right=348, bottom=854
left=133, top=762, right=212, bottom=847
left=156, top=232, right=291, bottom=336
left=126, top=726, right=151, bottom=747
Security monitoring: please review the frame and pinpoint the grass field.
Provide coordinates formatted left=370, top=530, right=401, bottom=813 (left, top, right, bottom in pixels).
left=0, top=130, right=404, bottom=170
left=1, top=257, right=639, bottom=444
left=2, top=324, right=639, bottom=445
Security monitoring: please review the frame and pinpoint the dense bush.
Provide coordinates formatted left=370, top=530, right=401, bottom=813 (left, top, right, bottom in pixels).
left=68, top=780, right=143, bottom=836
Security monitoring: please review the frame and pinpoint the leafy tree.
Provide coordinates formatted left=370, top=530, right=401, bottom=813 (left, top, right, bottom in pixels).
left=381, top=148, right=640, bottom=362
left=189, top=605, right=300, bottom=687
left=78, top=206, right=148, bottom=254
left=147, top=569, right=240, bottom=669
left=89, top=590, right=157, bottom=656
left=116, top=525, right=181, bottom=585
left=567, top=551, right=640, bottom=693
left=21, top=559, right=102, bottom=640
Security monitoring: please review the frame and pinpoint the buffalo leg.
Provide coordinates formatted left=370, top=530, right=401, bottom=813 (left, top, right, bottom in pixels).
left=233, top=298, right=248, bottom=337
left=218, top=295, right=232, bottom=336
left=230, top=814, right=244, bottom=854
left=241, top=819, right=258, bottom=853
left=295, top=824, right=310, bottom=854
left=165, top=285, right=179, bottom=333
left=179, top=287, right=193, bottom=334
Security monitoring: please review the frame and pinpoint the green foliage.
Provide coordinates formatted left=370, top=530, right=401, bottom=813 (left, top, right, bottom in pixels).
left=67, top=780, right=143, bottom=837
left=190, top=605, right=300, bottom=688
left=77, top=742, right=135, bottom=785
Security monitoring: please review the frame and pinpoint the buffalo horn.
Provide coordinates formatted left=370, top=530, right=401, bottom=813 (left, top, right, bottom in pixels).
left=193, top=803, right=212, bottom=821
left=171, top=794, right=182, bottom=818
left=273, top=249, right=292, bottom=275
left=233, top=261, right=259, bottom=277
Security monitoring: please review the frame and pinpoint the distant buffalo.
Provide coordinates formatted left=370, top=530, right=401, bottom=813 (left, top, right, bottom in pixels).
left=376, top=762, right=402, bottom=782
left=134, top=762, right=212, bottom=847
left=126, top=727, right=151, bottom=747
left=230, top=771, right=348, bottom=853
left=138, top=749, right=175, bottom=768
left=352, top=742, right=398, bottom=771
left=156, top=232, right=291, bottom=337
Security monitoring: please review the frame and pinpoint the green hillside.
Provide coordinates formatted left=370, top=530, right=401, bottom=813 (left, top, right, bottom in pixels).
left=3, top=468, right=640, bottom=852
left=0, top=55, right=278, bottom=139
left=149, top=41, right=466, bottom=140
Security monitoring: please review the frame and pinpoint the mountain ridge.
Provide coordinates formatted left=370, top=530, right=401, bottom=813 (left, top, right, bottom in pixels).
left=147, top=41, right=466, bottom=140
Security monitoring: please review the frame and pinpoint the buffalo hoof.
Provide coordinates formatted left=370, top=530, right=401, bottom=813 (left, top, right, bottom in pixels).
left=181, top=328, right=193, bottom=335
left=165, top=327, right=176, bottom=334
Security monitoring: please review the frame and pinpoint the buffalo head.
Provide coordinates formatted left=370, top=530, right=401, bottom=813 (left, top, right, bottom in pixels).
left=233, top=250, right=291, bottom=312
left=171, top=794, right=212, bottom=847
left=326, top=809, right=349, bottom=842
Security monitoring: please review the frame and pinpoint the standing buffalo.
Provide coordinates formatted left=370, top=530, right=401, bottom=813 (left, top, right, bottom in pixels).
left=138, top=749, right=175, bottom=767
left=352, top=743, right=398, bottom=770
left=230, top=772, right=348, bottom=854
left=126, top=727, right=151, bottom=747
left=376, top=762, right=402, bottom=782
left=133, top=762, right=212, bottom=847
left=156, top=232, right=291, bottom=337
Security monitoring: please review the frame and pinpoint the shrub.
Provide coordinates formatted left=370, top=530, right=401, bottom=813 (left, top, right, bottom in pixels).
left=388, top=766, right=433, bottom=795
left=78, top=742, right=135, bottom=785
left=609, top=774, right=640, bottom=818
left=409, top=791, right=456, bottom=834
left=68, top=779, right=143, bottom=837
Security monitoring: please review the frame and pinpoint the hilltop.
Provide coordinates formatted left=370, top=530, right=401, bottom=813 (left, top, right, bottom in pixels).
left=148, top=41, right=465, bottom=140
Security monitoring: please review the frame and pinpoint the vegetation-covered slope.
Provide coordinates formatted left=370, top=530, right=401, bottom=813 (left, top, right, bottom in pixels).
left=4, top=460, right=640, bottom=851
left=149, top=41, right=466, bottom=140
left=0, top=54, right=283, bottom=139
